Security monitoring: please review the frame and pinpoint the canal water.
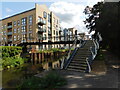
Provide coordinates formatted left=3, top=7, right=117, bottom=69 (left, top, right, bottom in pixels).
left=2, top=54, right=66, bottom=88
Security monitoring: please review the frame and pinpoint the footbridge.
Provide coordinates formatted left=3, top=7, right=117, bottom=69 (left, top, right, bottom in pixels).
left=61, top=32, right=102, bottom=73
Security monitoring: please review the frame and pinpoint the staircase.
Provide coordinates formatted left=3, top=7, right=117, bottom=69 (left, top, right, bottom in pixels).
left=66, top=40, right=95, bottom=72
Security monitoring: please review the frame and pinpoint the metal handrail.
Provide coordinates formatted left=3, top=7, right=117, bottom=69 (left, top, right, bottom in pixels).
left=86, top=58, right=91, bottom=72
left=60, top=36, right=78, bottom=69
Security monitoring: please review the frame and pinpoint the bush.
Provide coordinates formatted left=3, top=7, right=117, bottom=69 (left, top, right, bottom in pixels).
left=18, top=70, right=67, bottom=89
left=2, top=57, right=26, bottom=69
left=1, top=46, right=22, bottom=57
left=95, top=49, right=104, bottom=60
left=38, top=48, right=69, bottom=53
left=1, top=46, right=26, bottom=70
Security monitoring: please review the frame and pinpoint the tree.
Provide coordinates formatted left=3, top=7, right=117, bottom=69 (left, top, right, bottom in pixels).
left=84, top=1, right=120, bottom=56
left=83, top=2, right=104, bottom=35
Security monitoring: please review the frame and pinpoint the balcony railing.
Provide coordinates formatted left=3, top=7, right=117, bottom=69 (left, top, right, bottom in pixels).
left=22, top=32, right=27, bottom=34
left=8, top=38, right=12, bottom=42
left=38, top=28, right=44, bottom=32
left=38, top=18, right=46, bottom=25
left=42, top=37, right=47, bottom=40
left=48, top=30, right=52, bottom=34
left=7, top=32, right=12, bottom=35
left=7, top=25, right=12, bottom=29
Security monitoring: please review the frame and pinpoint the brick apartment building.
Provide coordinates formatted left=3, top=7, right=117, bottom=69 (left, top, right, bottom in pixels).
left=0, top=4, right=61, bottom=50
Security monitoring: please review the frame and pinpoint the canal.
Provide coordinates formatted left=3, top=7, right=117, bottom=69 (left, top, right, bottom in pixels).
left=2, top=54, right=66, bottom=88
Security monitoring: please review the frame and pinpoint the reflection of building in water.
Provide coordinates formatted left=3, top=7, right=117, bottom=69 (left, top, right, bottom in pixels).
left=42, top=60, right=60, bottom=70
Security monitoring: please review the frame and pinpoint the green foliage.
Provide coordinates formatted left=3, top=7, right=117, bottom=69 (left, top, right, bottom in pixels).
left=1, top=46, right=22, bottom=57
left=18, top=70, right=67, bottom=89
left=2, top=57, right=26, bottom=69
left=38, top=48, right=69, bottom=53
left=51, top=48, right=59, bottom=52
left=1, top=46, right=26, bottom=70
left=95, top=49, right=104, bottom=60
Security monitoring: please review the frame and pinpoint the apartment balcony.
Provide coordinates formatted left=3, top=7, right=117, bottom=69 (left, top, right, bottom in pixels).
left=7, top=32, right=12, bottom=35
left=38, top=18, right=46, bottom=25
left=7, top=25, right=12, bottom=29
left=21, top=40, right=27, bottom=43
left=38, top=28, right=44, bottom=33
left=48, top=37, right=52, bottom=42
left=48, top=30, right=52, bottom=35
left=42, top=37, right=47, bottom=40
left=22, top=32, right=27, bottom=34
left=8, top=38, right=12, bottom=42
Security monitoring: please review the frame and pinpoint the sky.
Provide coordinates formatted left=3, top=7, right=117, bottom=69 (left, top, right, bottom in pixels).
left=1, top=0, right=103, bottom=33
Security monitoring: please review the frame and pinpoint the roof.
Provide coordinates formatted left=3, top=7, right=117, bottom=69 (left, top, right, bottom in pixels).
left=0, top=8, right=35, bottom=21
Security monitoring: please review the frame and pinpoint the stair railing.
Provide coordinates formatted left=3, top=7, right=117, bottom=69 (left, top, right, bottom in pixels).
left=60, top=37, right=78, bottom=69
left=86, top=32, right=102, bottom=72
left=86, top=58, right=91, bottom=72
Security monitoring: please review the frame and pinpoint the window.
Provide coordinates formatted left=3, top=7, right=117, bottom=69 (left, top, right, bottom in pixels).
left=3, top=37, right=6, bottom=41
left=14, top=29, right=17, bottom=33
left=14, top=36, right=16, bottom=41
left=43, top=34, right=47, bottom=40
left=43, top=11, right=47, bottom=19
left=18, top=35, right=20, bottom=40
left=57, top=19, right=59, bottom=24
left=29, top=15, right=33, bottom=24
left=3, top=31, right=6, bottom=35
left=38, top=17, right=42, bottom=22
left=48, top=27, right=50, bottom=31
left=17, top=20, right=20, bottom=26
left=48, top=14, right=50, bottom=22
left=53, top=17, right=55, bottom=23
left=54, top=30, right=55, bottom=35
left=21, top=26, right=26, bottom=32
left=56, top=31, right=58, bottom=36
left=29, top=33, right=32, bottom=40
left=29, top=25, right=32, bottom=31
left=17, top=28, right=20, bottom=33
left=43, top=26, right=46, bottom=32
left=2, top=26, right=3, bottom=29
left=3, top=25, right=6, bottom=29
left=14, top=21, right=16, bottom=26
left=21, top=18, right=26, bottom=25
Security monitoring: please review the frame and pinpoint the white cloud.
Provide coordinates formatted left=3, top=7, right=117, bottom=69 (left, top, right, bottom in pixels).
left=49, top=0, right=103, bottom=33
left=6, top=8, right=13, bottom=13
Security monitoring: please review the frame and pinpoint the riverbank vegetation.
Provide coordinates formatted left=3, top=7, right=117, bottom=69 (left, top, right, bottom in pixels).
left=17, top=70, right=67, bottom=89
left=38, top=48, right=70, bottom=53
left=0, top=46, right=27, bottom=70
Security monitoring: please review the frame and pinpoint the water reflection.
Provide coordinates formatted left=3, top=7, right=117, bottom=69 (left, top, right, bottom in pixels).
left=2, top=55, right=66, bottom=88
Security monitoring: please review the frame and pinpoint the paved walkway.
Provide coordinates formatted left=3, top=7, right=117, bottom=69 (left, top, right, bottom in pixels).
left=59, top=50, right=120, bottom=88
left=35, top=50, right=120, bottom=88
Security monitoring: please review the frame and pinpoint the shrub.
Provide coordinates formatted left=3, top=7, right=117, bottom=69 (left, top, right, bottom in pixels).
left=1, top=46, right=26, bottom=69
left=1, top=46, right=22, bottom=57
left=2, top=57, right=26, bottom=69
left=18, top=70, right=67, bottom=89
